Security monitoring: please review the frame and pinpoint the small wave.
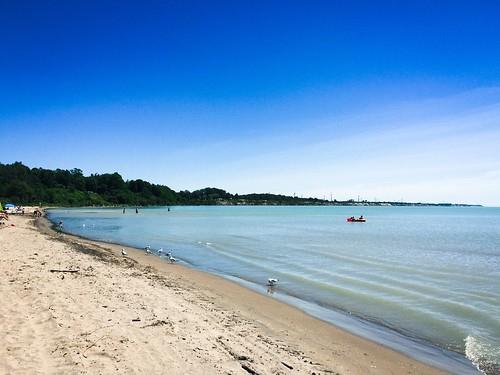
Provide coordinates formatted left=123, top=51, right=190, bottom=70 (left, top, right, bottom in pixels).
left=465, top=335, right=500, bottom=375
left=196, top=241, right=212, bottom=246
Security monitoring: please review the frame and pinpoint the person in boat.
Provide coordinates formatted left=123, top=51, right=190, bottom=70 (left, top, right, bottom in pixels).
left=359, top=215, right=364, bottom=220
left=350, top=216, right=355, bottom=220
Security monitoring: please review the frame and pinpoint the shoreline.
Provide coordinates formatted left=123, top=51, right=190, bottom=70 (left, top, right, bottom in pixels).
left=43, top=208, right=480, bottom=375
left=2, top=212, right=456, bottom=374
left=44, top=214, right=470, bottom=375
left=42, top=211, right=478, bottom=374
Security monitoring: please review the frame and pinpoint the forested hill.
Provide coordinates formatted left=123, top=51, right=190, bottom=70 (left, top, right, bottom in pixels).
left=0, top=162, right=327, bottom=206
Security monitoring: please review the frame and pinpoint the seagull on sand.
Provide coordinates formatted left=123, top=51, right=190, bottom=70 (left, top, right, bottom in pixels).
left=168, top=255, right=177, bottom=263
left=121, top=248, right=127, bottom=256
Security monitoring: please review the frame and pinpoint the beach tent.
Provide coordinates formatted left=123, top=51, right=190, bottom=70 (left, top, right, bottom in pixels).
left=5, top=203, right=16, bottom=209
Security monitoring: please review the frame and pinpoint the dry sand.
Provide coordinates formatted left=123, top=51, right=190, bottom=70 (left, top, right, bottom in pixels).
left=0, top=213, right=450, bottom=375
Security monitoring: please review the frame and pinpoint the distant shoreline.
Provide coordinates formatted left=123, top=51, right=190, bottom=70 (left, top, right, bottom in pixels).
left=0, top=162, right=483, bottom=208
left=198, top=201, right=483, bottom=207
left=40, top=202, right=483, bottom=209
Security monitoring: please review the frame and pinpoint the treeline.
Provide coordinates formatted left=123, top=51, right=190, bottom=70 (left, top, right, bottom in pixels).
left=0, top=162, right=327, bottom=207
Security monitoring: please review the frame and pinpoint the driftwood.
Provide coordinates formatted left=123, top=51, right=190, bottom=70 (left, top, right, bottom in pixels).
left=281, top=361, right=293, bottom=369
left=49, top=269, right=80, bottom=273
left=82, top=334, right=109, bottom=358
left=241, top=364, right=259, bottom=375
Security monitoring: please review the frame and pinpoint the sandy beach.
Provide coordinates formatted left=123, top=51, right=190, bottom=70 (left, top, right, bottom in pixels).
left=0, top=213, right=450, bottom=375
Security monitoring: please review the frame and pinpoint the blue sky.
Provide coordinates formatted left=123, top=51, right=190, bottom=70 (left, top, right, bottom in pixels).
left=1, top=1, right=500, bottom=205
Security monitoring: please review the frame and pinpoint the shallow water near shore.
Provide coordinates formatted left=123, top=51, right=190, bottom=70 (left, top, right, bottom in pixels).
left=48, top=206, right=500, bottom=374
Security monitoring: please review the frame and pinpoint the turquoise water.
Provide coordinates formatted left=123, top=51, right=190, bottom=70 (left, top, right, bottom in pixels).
left=48, top=206, right=500, bottom=374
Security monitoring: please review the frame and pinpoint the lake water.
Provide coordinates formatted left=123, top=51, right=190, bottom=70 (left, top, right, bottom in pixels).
left=47, top=206, right=500, bottom=374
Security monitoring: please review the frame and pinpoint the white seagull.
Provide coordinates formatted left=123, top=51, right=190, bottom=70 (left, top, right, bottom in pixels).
left=267, top=278, right=279, bottom=286
left=168, top=255, right=177, bottom=263
left=121, top=248, right=127, bottom=256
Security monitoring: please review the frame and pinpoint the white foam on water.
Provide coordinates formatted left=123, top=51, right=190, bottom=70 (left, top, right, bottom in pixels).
left=465, top=335, right=500, bottom=375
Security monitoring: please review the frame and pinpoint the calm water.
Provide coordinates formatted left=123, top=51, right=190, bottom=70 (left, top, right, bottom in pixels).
left=48, top=206, right=500, bottom=374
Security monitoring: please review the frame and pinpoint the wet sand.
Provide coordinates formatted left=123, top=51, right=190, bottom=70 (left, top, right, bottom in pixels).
left=0, top=213, right=450, bottom=374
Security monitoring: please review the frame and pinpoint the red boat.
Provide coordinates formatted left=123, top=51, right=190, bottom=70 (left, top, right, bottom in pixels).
left=347, top=217, right=366, bottom=222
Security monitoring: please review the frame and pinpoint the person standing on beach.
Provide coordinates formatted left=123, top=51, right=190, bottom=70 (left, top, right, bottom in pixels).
left=123, top=207, right=126, bottom=214
left=135, top=207, right=138, bottom=214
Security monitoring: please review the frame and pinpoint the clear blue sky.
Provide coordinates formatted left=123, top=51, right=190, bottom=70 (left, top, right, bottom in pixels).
left=1, top=1, right=500, bottom=205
